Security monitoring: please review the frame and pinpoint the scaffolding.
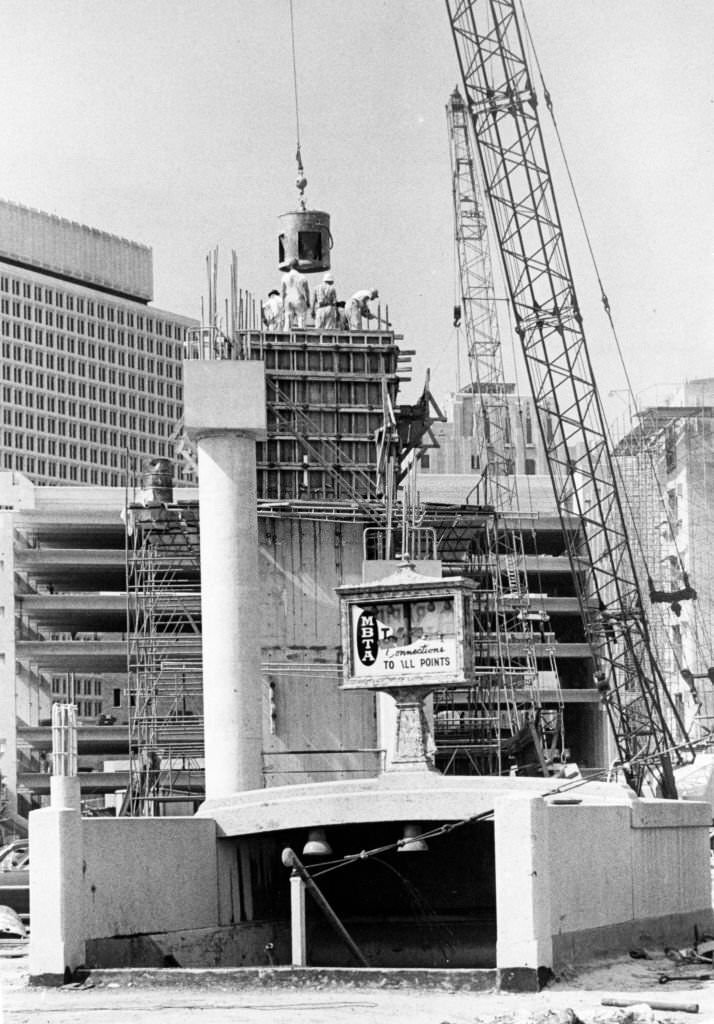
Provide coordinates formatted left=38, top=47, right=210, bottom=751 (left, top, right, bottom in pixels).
left=184, top=319, right=409, bottom=503
left=431, top=513, right=564, bottom=775
left=615, top=405, right=714, bottom=745
left=124, top=501, right=204, bottom=816
left=429, top=89, right=565, bottom=775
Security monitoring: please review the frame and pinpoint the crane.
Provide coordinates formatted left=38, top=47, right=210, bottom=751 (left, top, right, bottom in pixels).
left=448, top=85, right=510, bottom=509
left=444, top=0, right=694, bottom=797
left=446, top=85, right=565, bottom=775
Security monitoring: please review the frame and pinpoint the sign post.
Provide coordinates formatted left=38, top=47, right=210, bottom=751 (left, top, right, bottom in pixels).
left=337, top=564, right=481, bottom=773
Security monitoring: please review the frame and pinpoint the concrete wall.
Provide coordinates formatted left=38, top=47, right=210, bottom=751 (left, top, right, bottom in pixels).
left=260, top=517, right=380, bottom=783
left=495, top=793, right=713, bottom=977
left=82, top=817, right=218, bottom=940
left=30, top=787, right=714, bottom=980
left=550, top=798, right=711, bottom=959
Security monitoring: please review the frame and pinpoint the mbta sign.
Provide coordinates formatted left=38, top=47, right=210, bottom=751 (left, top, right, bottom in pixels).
left=352, top=601, right=457, bottom=679
left=337, top=565, right=481, bottom=691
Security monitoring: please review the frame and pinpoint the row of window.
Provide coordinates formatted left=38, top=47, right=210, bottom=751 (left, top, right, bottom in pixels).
left=2, top=432, right=167, bottom=462
left=3, top=451, right=163, bottom=485
left=2, top=408, right=171, bottom=437
left=51, top=676, right=103, bottom=697
left=458, top=400, right=556, bottom=447
left=0, top=275, right=185, bottom=338
left=1, top=358, right=178, bottom=399
left=0, top=329, right=182, bottom=372
left=0, top=376, right=178, bottom=410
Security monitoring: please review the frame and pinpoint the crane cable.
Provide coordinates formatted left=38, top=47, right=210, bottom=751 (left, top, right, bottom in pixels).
left=518, top=2, right=619, bottom=355
left=518, top=2, right=695, bottom=593
left=288, top=0, right=307, bottom=201
left=518, top=2, right=714, bottom=698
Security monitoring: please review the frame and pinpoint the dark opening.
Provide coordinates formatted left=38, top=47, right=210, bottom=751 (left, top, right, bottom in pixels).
left=244, top=820, right=496, bottom=968
left=298, top=231, right=322, bottom=262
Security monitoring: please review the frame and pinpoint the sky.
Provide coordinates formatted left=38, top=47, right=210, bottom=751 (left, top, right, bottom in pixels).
left=0, top=1, right=712, bottom=426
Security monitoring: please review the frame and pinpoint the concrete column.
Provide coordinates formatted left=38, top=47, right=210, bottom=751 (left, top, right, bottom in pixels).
left=184, top=361, right=267, bottom=801
left=198, top=433, right=263, bottom=796
left=28, top=805, right=84, bottom=981
left=494, top=793, right=552, bottom=988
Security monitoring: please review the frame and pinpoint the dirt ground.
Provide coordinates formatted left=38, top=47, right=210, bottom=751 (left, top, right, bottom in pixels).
left=2, top=946, right=714, bottom=1024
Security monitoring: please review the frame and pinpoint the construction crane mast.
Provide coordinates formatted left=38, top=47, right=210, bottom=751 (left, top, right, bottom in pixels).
left=444, top=0, right=694, bottom=796
left=446, top=85, right=565, bottom=774
left=448, top=85, right=511, bottom=508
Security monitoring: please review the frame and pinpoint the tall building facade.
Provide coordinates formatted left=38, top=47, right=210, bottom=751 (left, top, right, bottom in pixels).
left=0, top=199, right=197, bottom=486
left=614, top=378, right=714, bottom=741
left=421, top=384, right=553, bottom=477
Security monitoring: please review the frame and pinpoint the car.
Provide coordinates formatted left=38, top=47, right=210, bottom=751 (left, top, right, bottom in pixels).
left=0, top=840, right=29, bottom=917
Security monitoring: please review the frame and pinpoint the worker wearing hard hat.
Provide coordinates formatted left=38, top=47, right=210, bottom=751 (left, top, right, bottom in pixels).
left=335, top=300, right=349, bottom=330
left=311, top=272, right=338, bottom=329
left=281, top=257, right=310, bottom=329
left=346, top=289, right=379, bottom=330
left=262, top=289, right=283, bottom=332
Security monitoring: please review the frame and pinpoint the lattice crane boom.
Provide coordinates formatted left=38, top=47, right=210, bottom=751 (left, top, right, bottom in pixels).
left=448, top=85, right=513, bottom=509
left=447, top=84, right=566, bottom=774
left=444, top=0, right=693, bottom=796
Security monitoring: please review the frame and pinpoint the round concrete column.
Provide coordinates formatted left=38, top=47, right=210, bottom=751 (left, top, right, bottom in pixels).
left=197, top=432, right=263, bottom=798
left=184, top=359, right=266, bottom=802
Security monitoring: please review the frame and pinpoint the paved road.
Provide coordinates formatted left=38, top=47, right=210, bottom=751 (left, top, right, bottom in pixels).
left=2, top=949, right=714, bottom=1023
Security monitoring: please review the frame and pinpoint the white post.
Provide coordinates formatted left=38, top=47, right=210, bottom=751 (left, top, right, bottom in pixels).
left=29, top=702, right=84, bottom=980
left=290, top=872, right=307, bottom=966
left=494, top=793, right=552, bottom=984
left=28, top=807, right=84, bottom=980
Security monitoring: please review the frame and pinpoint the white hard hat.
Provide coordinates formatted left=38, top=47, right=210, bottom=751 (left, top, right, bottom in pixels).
left=323, top=272, right=334, bottom=283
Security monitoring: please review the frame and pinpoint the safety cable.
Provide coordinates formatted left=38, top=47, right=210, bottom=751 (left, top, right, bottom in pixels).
left=517, top=0, right=703, bottom=688
left=298, top=746, right=704, bottom=885
left=518, top=2, right=620, bottom=359
left=288, top=0, right=302, bottom=153
left=307, top=808, right=497, bottom=879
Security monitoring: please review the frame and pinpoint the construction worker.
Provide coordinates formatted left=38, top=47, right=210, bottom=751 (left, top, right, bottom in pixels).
left=262, top=289, right=283, bottom=331
left=281, top=257, right=310, bottom=329
left=335, top=300, right=349, bottom=330
left=311, top=272, right=338, bottom=329
left=346, top=288, right=379, bottom=329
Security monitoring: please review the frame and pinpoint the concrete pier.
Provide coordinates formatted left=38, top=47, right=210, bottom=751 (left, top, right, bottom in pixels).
left=184, top=360, right=266, bottom=799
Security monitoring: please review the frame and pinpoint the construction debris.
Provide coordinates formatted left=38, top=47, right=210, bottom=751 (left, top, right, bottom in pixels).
left=602, top=996, right=699, bottom=1014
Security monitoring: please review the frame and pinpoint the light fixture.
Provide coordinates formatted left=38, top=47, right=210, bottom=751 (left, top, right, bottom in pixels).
left=398, top=823, right=428, bottom=854
left=302, top=827, right=332, bottom=857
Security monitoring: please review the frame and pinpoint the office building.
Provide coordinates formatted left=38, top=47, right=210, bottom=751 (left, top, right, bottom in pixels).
left=420, top=383, right=552, bottom=477
left=0, top=199, right=197, bottom=486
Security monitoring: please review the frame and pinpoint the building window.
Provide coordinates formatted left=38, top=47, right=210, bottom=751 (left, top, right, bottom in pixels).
left=525, top=409, right=533, bottom=445
left=525, top=458, right=536, bottom=475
